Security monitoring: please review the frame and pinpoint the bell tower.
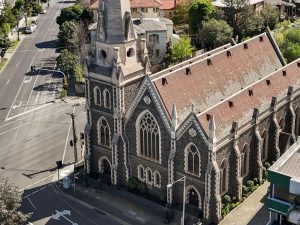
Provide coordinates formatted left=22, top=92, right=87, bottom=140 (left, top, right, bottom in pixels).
left=85, top=0, right=150, bottom=185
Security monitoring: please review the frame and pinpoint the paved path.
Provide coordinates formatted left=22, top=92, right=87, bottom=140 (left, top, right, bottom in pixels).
left=219, top=182, right=270, bottom=225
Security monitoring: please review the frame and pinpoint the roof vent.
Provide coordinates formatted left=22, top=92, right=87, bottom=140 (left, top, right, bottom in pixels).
left=207, top=53, right=211, bottom=56
left=248, top=89, right=253, bottom=96
left=282, top=70, right=287, bottom=76
left=244, top=43, right=248, bottom=49
left=169, top=69, right=173, bottom=72
left=227, top=50, right=231, bottom=57
left=266, top=79, right=271, bottom=85
left=186, top=67, right=191, bottom=75
left=162, top=78, right=168, bottom=86
left=297, top=62, right=300, bottom=67
left=229, top=101, right=234, bottom=108
left=207, top=58, right=212, bottom=66
left=259, top=36, right=264, bottom=42
left=206, top=113, right=211, bottom=121
left=190, top=61, right=193, bottom=64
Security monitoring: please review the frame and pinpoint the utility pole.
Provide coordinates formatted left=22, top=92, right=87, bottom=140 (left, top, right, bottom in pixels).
left=67, top=108, right=78, bottom=196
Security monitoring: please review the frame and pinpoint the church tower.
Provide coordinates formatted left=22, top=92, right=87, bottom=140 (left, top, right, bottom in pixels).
left=84, top=0, right=150, bottom=185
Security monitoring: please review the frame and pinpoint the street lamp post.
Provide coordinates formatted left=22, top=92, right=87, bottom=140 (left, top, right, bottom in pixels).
left=167, top=176, right=186, bottom=225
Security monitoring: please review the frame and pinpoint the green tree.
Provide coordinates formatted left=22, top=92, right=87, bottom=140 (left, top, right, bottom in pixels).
left=0, top=32, right=11, bottom=50
left=223, top=0, right=249, bottom=32
left=237, top=9, right=264, bottom=38
left=57, top=21, right=79, bottom=52
left=261, top=5, right=279, bottom=30
left=0, top=179, right=31, bottom=225
left=56, top=4, right=92, bottom=26
left=199, top=19, right=233, bottom=49
left=188, top=0, right=215, bottom=32
left=0, top=5, right=17, bottom=27
left=172, top=0, right=194, bottom=25
left=74, top=64, right=84, bottom=83
left=167, top=36, right=193, bottom=63
left=56, top=49, right=80, bottom=79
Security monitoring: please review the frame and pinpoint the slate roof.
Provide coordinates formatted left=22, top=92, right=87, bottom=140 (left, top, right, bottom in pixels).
left=135, top=18, right=168, bottom=31
left=198, top=60, right=300, bottom=139
left=152, top=33, right=284, bottom=132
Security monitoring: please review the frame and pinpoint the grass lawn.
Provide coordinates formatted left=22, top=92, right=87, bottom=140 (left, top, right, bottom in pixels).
left=7, top=40, right=20, bottom=53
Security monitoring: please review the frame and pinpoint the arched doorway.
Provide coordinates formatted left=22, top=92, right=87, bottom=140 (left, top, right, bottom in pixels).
left=99, top=157, right=111, bottom=185
left=188, top=188, right=199, bottom=207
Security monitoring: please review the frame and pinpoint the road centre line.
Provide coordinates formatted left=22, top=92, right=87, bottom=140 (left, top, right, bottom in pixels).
left=27, top=197, right=37, bottom=210
left=6, top=78, right=10, bottom=85
left=16, top=62, right=19, bottom=67
left=25, top=62, right=44, bottom=112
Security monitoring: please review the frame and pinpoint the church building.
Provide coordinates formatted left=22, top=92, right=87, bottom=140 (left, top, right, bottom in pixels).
left=84, top=0, right=300, bottom=223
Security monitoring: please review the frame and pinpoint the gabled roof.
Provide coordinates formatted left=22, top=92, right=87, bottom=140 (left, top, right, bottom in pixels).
left=130, top=0, right=163, bottom=8
left=160, top=0, right=176, bottom=9
left=198, top=60, right=300, bottom=139
left=152, top=33, right=284, bottom=127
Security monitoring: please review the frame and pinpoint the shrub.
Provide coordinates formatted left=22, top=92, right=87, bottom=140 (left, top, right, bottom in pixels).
left=253, top=177, right=259, bottom=185
left=264, top=162, right=271, bottom=169
left=223, top=195, right=232, bottom=204
left=136, top=182, right=147, bottom=194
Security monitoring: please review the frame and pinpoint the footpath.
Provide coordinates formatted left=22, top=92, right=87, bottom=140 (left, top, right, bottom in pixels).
left=219, top=182, right=270, bottom=225
left=54, top=165, right=182, bottom=225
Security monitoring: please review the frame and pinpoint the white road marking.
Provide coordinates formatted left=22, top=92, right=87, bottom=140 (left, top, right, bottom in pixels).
left=12, top=101, right=22, bottom=110
left=21, top=174, right=54, bottom=191
left=52, top=210, right=78, bottom=225
left=6, top=101, right=52, bottom=121
left=6, top=78, right=10, bottom=85
left=24, top=77, right=32, bottom=83
left=129, top=210, right=137, bottom=215
left=27, top=197, right=37, bottom=210
left=25, top=62, right=44, bottom=112
left=62, top=106, right=75, bottom=164
left=34, top=91, right=41, bottom=104
left=22, top=183, right=52, bottom=199
left=136, top=217, right=146, bottom=223
left=16, top=62, right=19, bottom=67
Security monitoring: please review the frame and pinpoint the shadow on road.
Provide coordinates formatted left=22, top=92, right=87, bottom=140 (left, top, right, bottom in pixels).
left=35, top=40, right=57, bottom=49
left=33, top=82, right=61, bottom=92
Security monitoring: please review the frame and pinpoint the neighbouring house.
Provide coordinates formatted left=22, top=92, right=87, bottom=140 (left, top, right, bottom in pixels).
left=160, top=0, right=176, bottom=18
left=266, top=0, right=297, bottom=19
left=266, top=139, right=300, bottom=225
left=84, top=0, right=300, bottom=224
left=212, top=0, right=265, bottom=12
left=133, top=17, right=177, bottom=62
left=130, top=0, right=162, bottom=18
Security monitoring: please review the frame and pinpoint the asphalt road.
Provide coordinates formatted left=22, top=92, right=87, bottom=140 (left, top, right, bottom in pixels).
left=21, top=176, right=122, bottom=225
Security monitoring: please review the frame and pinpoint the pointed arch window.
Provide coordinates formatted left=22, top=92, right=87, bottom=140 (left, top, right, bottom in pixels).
left=98, top=117, right=110, bottom=147
left=145, top=168, right=153, bottom=184
left=137, top=165, right=145, bottom=182
left=103, top=89, right=111, bottom=109
left=261, top=131, right=268, bottom=162
left=241, top=144, right=249, bottom=177
left=137, top=111, right=161, bottom=163
left=295, top=108, right=300, bottom=136
left=220, top=159, right=228, bottom=194
left=94, top=86, right=101, bottom=106
left=185, top=143, right=200, bottom=177
left=153, top=170, right=161, bottom=188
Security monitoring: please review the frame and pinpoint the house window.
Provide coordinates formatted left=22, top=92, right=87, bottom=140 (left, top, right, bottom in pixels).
left=94, top=86, right=101, bottom=106
left=261, top=131, right=268, bottom=162
left=103, top=89, right=111, bottom=109
left=137, top=165, right=145, bottom=181
left=219, top=159, right=228, bottom=194
left=241, top=144, right=249, bottom=177
left=137, top=111, right=160, bottom=162
left=153, top=171, right=161, bottom=187
left=185, top=143, right=200, bottom=177
left=141, top=7, right=148, bottom=13
left=153, top=8, right=158, bottom=13
left=146, top=168, right=153, bottom=184
left=149, top=34, right=159, bottom=45
left=155, top=49, right=160, bottom=57
left=295, top=108, right=300, bottom=136
left=98, top=117, right=110, bottom=147
left=132, top=8, right=137, bottom=13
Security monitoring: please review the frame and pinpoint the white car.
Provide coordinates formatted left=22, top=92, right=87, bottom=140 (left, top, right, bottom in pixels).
left=25, top=24, right=37, bottom=34
left=41, top=9, right=46, bottom=14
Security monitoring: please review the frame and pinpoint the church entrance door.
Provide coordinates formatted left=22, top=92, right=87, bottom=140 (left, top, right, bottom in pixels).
left=188, top=188, right=199, bottom=207
left=99, top=158, right=111, bottom=186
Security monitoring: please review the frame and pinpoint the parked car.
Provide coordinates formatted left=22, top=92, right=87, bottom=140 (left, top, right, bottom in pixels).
left=25, top=24, right=37, bottom=34
left=40, top=9, right=46, bottom=14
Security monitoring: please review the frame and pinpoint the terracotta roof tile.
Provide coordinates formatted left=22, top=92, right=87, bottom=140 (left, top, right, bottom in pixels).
left=90, top=0, right=99, bottom=9
left=153, top=33, right=283, bottom=125
left=160, top=0, right=176, bottom=9
left=198, top=60, right=300, bottom=139
left=130, top=0, right=162, bottom=8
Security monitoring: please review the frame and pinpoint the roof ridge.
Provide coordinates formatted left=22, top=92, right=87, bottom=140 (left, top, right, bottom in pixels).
left=151, top=33, right=267, bottom=82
